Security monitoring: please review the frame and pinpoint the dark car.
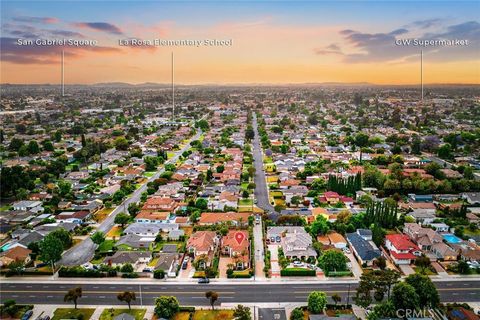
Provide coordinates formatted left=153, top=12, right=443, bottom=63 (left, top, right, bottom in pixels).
left=21, top=310, right=33, bottom=320
left=198, top=277, right=210, bottom=284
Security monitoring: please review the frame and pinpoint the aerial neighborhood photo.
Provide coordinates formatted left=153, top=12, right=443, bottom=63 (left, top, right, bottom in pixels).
left=0, top=1, right=479, bottom=320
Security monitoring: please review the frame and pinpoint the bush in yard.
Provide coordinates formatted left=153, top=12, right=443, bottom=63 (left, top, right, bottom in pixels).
left=154, top=296, right=180, bottom=319
left=308, top=291, right=327, bottom=314
left=120, top=263, right=134, bottom=273
left=290, top=308, right=304, bottom=320
left=154, top=269, right=165, bottom=279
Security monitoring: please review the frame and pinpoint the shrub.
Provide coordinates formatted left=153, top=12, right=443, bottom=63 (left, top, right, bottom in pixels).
left=280, top=269, right=316, bottom=277
left=154, top=269, right=165, bottom=279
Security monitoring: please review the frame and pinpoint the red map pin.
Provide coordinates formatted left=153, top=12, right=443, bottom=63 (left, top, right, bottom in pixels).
left=234, top=232, right=245, bottom=245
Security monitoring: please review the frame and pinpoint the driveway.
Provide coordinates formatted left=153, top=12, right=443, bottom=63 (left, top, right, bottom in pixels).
left=178, top=259, right=194, bottom=279
left=399, top=264, right=415, bottom=275
left=268, top=244, right=281, bottom=277
left=218, top=257, right=231, bottom=279
left=259, top=308, right=287, bottom=320
left=253, top=219, right=265, bottom=279
left=346, top=252, right=363, bottom=279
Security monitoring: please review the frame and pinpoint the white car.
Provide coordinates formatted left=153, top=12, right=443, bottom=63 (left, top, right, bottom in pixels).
left=293, top=261, right=304, bottom=267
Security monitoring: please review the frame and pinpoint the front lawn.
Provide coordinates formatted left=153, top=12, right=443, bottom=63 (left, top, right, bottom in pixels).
left=144, top=171, right=156, bottom=178
left=192, top=310, right=234, bottom=320
left=98, top=240, right=115, bottom=252
left=106, top=226, right=123, bottom=239
left=239, top=199, right=253, bottom=206
left=99, top=308, right=146, bottom=320
left=173, top=312, right=191, bottom=320
left=52, top=308, right=95, bottom=320
left=94, top=208, right=114, bottom=222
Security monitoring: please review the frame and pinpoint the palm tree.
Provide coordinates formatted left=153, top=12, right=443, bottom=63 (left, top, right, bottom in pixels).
left=64, top=287, right=82, bottom=309
left=332, top=293, right=341, bottom=306
left=117, top=291, right=136, bottom=310
left=205, top=291, right=219, bottom=310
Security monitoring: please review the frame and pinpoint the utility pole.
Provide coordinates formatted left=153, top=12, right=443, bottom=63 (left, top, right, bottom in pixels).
left=420, top=50, right=423, bottom=103
left=61, top=50, right=65, bottom=97
left=171, top=51, right=175, bottom=121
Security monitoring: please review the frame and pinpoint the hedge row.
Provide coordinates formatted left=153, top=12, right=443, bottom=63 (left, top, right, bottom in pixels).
left=326, top=271, right=353, bottom=277
left=58, top=266, right=117, bottom=278
left=280, top=269, right=316, bottom=277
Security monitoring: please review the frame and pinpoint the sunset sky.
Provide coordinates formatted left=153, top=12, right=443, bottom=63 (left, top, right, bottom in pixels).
left=1, top=1, right=479, bottom=85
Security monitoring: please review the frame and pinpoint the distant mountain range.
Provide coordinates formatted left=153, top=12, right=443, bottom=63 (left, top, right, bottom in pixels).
left=2, top=82, right=479, bottom=87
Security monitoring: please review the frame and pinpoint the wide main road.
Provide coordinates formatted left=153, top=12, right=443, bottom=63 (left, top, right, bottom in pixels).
left=1, top=280, right=478, bottom=306
left=59, top=128, right=203, bottom=266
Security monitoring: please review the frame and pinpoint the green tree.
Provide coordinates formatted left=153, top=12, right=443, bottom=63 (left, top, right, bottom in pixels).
left=2, top=299, right=18, bottom=317
left=332, top=293, right=341, bottom=306
left=205, top=291, right=219, bottom=310
left=290, top=308, right=304, bottom=320
left=64, top=287, right=82, bottom=309
left=404, top=274, right=439, bottom=308
left=39, top=233, right=64, bottom=268
left=154, top=296, right=180, bottom=319
left=318, top=249, right=347, bottom=273
left=114, top=213, right=130, bottom=228
left=414, top=255, right=431, bottom=274
left=195, top=198, right=208, bottom=210
left=310, top=215, right=330, bottom=236
left=117, top=291, right=136, bottom=310
left=391, top=282, right=419, bottom=310
left=27, top=140, right=40, bottom=154
left=114, top=136, right=129, bottom=150
left=233, top=304, right=252, bottom=320
left=91, top=231, right=106, bottom=245
left=128, top=203, right=140, bottom=218
left=50, top=228, right=72, bottom=249
left=307, top=291, right=327, bottom=314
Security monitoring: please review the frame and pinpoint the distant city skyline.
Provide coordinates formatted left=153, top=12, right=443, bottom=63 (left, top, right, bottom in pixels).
left=1, top=1, right=479, bottom=84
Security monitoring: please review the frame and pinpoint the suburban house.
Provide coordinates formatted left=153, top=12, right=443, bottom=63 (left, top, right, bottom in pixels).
left=124, top=223, right=178, bottom=236
left=116, top=234, right=155, bottom=249
left=154, top=252, right=179, bottom=277
left=221, top=230, right=250, bottom=270
left=134, top=211, right=171, bottom=224
left=12, top=201, right=43, bottom=212
left=407, top=209, right=436, bottom=225
left=327, top=232, right=347, bottom=249
left=346, top=231, right=381, bottom=266
left=103, top=251, right=152, bottom=267
left=186, top=231, right=219, bottom=267
left=0, top=246, right=32, bottom=267
left=267, top=226, right=317, bottom=260
left=142, top=197, right=179, bottom=213
left=385, top=234, right=422, bottom=265
left=56, top=211, right=91, bottom=224
left=198, top=212, right=251, bottom=226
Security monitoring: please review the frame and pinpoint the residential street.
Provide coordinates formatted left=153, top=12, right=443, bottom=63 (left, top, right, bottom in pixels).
left=252, top=113, right=276, bottom=219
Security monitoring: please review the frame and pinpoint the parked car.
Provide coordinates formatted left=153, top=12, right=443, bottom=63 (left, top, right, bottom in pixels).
left=293, top=261, right=304, bottom=267
left=198, top=277, right=210, bottom=284
left=21, top=310, right=33, bottom=320
left=181, top=258, right=188, bottom=270
left=142, top=267, right=154, bottom=272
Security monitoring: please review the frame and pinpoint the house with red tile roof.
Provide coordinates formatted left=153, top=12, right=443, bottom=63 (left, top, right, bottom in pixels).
left=385, top=234, right=422, bottom=265
left=134, top=210, right=170, bottom=224
left=198, top=212, right=251, bottom=226
left=186, top=231, right=219, bottom=268
left=221, top=230, right=250, bottom=269
left=142, top=197, right=178, bottom=213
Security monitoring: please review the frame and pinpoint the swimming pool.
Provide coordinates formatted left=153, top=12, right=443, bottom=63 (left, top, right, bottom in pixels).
left=443, top=234, right=462, bottom=244
left=0, top=242, right=11, bottom=252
